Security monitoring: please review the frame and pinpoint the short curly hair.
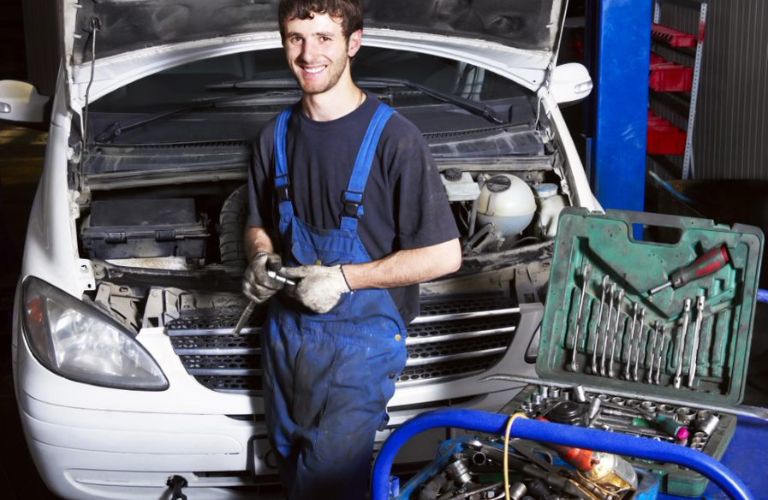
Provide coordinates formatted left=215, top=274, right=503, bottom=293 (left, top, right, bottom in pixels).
left=278, top=0, right=363, bottom=39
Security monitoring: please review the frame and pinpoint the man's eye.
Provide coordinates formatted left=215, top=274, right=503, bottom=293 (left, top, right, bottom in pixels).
left=320, top=36, right=331, bottom=42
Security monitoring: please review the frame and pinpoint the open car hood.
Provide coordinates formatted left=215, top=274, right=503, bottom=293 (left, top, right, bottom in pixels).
left=61, top=0, right=567, bottom=107
left=59, top=0, right=568, bottom=110
left=64, top=0, right=566, bottom=63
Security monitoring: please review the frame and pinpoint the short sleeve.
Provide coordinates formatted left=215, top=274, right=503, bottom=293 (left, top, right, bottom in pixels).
left=383, top=117, right=460, bottom=250
left=247, top=125, right=275, bottom=229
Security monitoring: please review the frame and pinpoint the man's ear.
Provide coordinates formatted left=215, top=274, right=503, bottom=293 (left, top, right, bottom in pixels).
left=347, top=29, right=363, bottom=57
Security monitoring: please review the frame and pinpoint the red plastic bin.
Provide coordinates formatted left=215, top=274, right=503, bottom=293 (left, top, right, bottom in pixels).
left=647, top=111, right=686, bottom=155
left=650, top=58, right=694, bottom=92
left=652, top=23, right=697, bottom=48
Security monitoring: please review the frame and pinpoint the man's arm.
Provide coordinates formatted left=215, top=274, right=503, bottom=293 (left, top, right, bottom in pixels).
left=245, top=226, right=276, bottom=261
left=341, top=238, right=462, bottom=290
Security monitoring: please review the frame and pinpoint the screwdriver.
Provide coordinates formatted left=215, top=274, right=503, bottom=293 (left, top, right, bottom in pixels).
left=648, top=244, right=730, bottom=295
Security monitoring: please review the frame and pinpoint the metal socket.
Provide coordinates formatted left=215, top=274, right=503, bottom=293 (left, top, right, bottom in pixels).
left=659, top=404, right=675, bottom=414
left=573, top=385, right=587, bottom=403
left=509, top=482, right=528, bottom=500
left=698, top=414, right=721, bottom=436
left=641, top=401, right=658, bottom=413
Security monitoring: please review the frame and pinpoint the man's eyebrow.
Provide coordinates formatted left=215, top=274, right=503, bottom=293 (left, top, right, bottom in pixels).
left=284, top=31, right=336, bottom=38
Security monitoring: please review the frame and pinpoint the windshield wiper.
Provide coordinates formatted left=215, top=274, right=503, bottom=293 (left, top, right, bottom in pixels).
left=94, top=90, right=300, bottom=144
left=357, top=77, right=505, bottom=125
left=208, top=77, right=506, bottom=125
left=205, top=78, right=299, bottom=91
left=95, top=76, right=504, bottom=144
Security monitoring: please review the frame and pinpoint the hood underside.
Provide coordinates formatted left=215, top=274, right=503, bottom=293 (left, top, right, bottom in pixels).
left=66, top=0, right=564, bottom=65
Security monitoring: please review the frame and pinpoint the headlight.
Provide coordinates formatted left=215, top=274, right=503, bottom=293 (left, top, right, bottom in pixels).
left=21, top=276, right=168, bottom=390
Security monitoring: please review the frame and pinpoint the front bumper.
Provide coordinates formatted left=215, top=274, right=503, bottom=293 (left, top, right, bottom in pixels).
left=14, top=326, right=274, bottom=499
left=13, top=295, right=542, bottom=499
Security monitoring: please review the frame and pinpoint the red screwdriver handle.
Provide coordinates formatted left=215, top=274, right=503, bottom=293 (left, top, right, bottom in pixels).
left=669, top=244, right=730, bottom=289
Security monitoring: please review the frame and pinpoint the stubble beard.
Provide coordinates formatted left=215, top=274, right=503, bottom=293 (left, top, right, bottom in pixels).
left=294, top=54, right=350, bottom=96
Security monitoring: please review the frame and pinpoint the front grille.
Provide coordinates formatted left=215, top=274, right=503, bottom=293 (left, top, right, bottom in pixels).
left=168, top=294, right=520, bottom=394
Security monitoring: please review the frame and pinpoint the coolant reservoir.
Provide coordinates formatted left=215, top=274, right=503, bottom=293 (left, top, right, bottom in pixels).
left=476, top=174, right=536, bottom=237
left=535, top=183, right=567, bottom=239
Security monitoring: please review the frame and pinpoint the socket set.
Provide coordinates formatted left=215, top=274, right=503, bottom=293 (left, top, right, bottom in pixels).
left=531, top=208, right=763, bottom=496
left=508, top=385, right=733, bottom=452
left=503, top=384, right=736, bottom=497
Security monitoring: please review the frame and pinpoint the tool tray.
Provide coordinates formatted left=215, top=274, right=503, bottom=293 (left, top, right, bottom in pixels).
left=522, top=208, right=763, bottom=496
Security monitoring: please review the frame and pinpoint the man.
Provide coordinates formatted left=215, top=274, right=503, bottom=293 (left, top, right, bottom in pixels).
left=244, top=0, right=461, bottom=497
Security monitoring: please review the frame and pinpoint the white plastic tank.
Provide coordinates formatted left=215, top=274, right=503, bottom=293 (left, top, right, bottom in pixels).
left=534, top=183, right=567, bottom=239
left=476, top=174, right=536, bottom=237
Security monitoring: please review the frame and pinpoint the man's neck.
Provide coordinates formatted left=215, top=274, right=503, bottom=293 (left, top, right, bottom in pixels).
left=301, top=81, right=365, bottom=122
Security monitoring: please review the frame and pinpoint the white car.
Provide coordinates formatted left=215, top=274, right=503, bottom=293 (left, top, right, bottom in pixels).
left=3, top=0, right=599, bottom=498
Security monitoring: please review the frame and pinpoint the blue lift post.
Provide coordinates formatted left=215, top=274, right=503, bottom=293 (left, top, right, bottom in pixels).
left=587, top=0, right=652, bottom=213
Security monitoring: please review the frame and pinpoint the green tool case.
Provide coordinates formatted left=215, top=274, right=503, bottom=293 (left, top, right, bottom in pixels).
left=531, top=208, right=763, bottom=496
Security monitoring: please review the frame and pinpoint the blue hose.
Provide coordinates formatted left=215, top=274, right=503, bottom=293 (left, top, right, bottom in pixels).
left=371, top=409, right=754, bottom=500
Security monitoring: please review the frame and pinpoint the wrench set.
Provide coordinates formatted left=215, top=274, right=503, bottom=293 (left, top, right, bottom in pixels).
left=530, top=209, right=764, bottom=496
left=565, top=267, right=715, bottom=390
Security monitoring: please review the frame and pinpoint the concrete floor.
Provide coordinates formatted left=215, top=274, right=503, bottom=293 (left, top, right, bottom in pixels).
left=1, top=124, right=767, bottom=499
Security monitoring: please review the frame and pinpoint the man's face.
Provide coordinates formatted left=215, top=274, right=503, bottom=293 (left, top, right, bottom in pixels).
left=283, top=13, right=362, bottom=95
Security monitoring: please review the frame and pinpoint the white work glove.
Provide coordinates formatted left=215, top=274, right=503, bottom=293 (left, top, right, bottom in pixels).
left=280, top=265, right=351, bottom=314
left=243, top=252, right=285, bottom=303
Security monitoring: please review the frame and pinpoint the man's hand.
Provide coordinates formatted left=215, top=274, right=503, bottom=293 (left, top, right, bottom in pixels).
left=243, top=252, right=285, bottom=303
left=281, top=265, right=351, bottom=314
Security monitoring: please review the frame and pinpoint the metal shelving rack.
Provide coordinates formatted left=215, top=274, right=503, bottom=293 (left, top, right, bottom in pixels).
left=653, top=0, right=708, bottom=180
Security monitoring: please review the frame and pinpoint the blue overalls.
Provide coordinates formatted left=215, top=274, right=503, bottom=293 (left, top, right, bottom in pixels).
left=261, top=102, right=409, bottom=499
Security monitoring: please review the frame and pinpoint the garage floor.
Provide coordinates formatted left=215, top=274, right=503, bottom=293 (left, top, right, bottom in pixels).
left=1, top=124, right=767, bottom=499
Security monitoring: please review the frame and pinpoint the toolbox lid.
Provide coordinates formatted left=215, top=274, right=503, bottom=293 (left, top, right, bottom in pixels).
left=536, top=208, right=763, bottom=407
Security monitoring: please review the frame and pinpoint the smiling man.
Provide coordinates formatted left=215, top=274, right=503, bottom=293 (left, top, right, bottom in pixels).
left=244, top=0, right=461, bottom=497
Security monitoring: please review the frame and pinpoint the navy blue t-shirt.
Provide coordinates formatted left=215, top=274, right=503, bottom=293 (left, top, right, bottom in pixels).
left=247, top=93, right=459, bottom=323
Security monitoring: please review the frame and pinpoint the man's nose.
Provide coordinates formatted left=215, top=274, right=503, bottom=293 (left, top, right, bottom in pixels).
left=298, top=39, right=320, bottom=61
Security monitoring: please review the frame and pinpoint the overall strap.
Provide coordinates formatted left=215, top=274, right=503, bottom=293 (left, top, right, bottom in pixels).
left=340, top=103, right=395, bottom=232
left=273, top=108, right=294, bottom=221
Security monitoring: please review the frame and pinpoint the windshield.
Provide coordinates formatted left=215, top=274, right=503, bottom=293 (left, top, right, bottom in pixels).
left=93, top=47, right=527, bottom=112
left=88, top=47, right=541, bottom=159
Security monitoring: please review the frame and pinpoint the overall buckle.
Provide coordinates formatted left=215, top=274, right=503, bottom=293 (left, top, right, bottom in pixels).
left=343, top=200, right=362, bottom=218
left=276, top=185, right=290, bottom=202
